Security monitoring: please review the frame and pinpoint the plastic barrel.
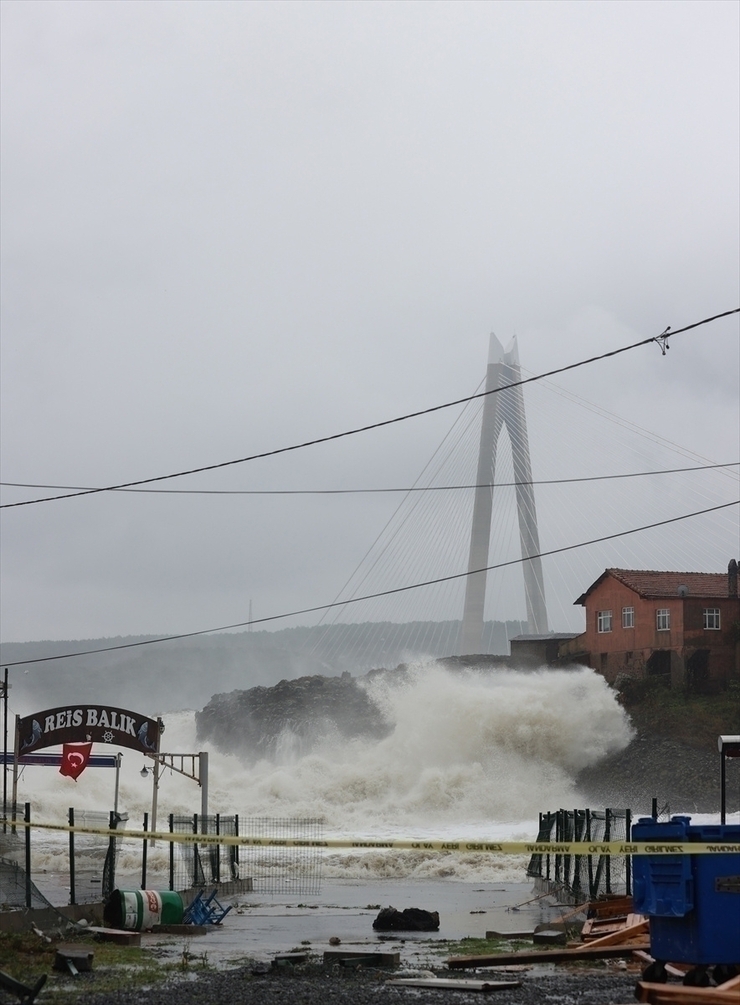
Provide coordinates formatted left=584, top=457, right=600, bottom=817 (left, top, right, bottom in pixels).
left=104, top=889, right=183, bottom=930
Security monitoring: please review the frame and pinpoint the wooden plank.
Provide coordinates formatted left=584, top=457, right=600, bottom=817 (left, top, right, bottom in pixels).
left=87, top=926, right=141, bottom=947
left=584, top=919, right=648, bottom=948
left=448, top=941, right=651, bottom=968
left=388, top=977, right=521, bottom=991
left=273, top=952, right=308, bottom=965
left=636, top=982, right=740, bottom=1004
left=324, top=950, right=400, bottom=967
left=717, top=975, right=740, bottom=991
left=582, top=917, right=628, bottom=940
left=587, top=895, right=633, bottom=918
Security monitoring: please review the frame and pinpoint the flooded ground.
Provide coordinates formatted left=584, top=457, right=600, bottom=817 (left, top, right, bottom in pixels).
left=134, top=879, right=561, bottom=969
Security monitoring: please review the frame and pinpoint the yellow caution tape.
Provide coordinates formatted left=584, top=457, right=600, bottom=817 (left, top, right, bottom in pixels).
left=13, top=821, right=740, bottom=855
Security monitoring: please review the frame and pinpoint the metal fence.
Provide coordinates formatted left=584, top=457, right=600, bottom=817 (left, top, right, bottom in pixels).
left=526, top=807, right=632, bottom=901
left=169, top=814, right=323, bottom=897
left=68, top=809, right=128, bottom=904
left=0, top=805, right=324, bottom=909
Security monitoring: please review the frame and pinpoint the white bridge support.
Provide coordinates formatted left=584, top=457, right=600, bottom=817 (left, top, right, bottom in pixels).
left=460, top=333, right=548, bottom=654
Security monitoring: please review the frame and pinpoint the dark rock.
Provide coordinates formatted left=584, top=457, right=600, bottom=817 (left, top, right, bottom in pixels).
left=195, top=673, right=393, bottom=758
left=372, top=906, right=440, bottom=931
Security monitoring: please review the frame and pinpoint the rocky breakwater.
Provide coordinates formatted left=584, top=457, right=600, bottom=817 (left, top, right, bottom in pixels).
left=195, top=671, right=392, bottom=759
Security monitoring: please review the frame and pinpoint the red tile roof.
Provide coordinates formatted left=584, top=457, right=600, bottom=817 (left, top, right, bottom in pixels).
left=576, top=568, right=734, bottom=603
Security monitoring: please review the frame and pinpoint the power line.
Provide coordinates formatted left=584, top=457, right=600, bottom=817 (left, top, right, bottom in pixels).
left=3, top=308, right=737, bottom=511
left=3, top=498, right=736, bottom=667
left=1, top=462, right=736, bottom=496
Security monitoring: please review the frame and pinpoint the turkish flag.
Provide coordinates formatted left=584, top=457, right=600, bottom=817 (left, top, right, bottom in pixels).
left=60, top=742, right=93, bottom=780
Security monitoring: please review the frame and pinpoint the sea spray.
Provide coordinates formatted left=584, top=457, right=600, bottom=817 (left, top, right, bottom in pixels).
left=12, top=666, right=632, bottom=883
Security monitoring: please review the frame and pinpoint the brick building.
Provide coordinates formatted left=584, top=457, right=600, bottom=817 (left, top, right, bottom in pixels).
left=559, top=560, right=740, bottom=689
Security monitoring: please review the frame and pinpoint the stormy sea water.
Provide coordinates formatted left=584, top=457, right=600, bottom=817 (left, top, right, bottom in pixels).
left=12, top=666, right=638, bottom=893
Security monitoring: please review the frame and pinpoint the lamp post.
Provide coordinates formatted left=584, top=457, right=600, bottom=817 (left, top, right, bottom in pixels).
left=718, top=735, right=740, bottom=824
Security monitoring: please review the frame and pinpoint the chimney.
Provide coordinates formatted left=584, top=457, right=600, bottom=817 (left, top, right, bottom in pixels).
left=729, top=559, right=738, bottom=598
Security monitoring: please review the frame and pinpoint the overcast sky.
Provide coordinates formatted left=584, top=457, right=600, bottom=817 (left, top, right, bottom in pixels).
left=1, top=0, right=738, bottom=645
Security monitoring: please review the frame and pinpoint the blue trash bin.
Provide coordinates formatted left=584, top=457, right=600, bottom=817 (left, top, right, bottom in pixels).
left=632, top=815, right=740, bottom=966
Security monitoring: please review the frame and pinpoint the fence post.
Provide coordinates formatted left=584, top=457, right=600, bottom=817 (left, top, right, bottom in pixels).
left=69, top=807, right=76, bottom=905
left=233, top=813, right=239, bottom=881
left=625, top=809, right=632, bottom=896
left=193, top=813, right=199, bottom=887
left=169, top=814, right=174, bottom=892
left=545, top=812, right=551, bottom=881
left=215, top=813, right=221, bottom=884
left=24, top=802, right=31, bottom=909
left=585, top=808, right=594, bottom=899
left=103, top=810, right=117, bottom=900
left=605, top=808, right=612, bottom=894
left=141, top=812, right=148, bottom=890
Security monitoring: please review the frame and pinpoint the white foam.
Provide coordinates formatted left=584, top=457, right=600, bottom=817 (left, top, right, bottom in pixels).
left=15, top=665, right=634, bottom=880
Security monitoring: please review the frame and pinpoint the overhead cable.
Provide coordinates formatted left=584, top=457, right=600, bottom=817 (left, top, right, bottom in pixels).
left=3, top=308, right=738, bottom=510
left=1, top=462, right=736, bottom=497
left=3, top=498, right=736, bottom=667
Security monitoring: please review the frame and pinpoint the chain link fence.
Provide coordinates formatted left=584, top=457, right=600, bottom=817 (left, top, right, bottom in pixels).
left=526, top=807, right=632, bottom=901
left=168, top=814, right=323, bottom=897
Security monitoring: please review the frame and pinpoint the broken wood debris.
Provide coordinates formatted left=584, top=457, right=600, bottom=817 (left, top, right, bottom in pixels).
left=447, top=941, right=650, bottom=968
left=323, top=949, right=400, bottom=968
left=272, top=952, right=308, bottom=967
left=577, top=915, right=648, bottom=948
left=0, top=970, right=47, bottom=1004
left=635, top=980, right=740, bottom=1004
left=86, top=925, right=141, bottom=947
left=387, top=977, right=522, bottom=992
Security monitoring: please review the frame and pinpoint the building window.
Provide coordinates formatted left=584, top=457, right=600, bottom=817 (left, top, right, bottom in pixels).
left=597, top=610, right=612, bottom=633
left=622, top=607, right=634, bottom=628
left=703, top=608, right=721, bottom=630
left=656, top=609, right=671, bottom=631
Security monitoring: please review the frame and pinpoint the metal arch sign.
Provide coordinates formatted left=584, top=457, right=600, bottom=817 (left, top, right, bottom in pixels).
left=17, top=705, right=162, bottom=755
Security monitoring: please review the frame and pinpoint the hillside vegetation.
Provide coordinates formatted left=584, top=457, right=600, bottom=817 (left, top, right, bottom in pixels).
left=576, top=678, right=740, bottom=814
left=620, top=677, right=740, bottom=751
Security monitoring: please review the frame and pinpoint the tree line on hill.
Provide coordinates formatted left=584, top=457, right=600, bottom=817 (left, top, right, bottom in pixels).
left=0, top=619, right=526, bottom=715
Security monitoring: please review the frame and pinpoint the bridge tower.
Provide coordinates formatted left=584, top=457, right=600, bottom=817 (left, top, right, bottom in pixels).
left=460, top=334, right=548, bottom=653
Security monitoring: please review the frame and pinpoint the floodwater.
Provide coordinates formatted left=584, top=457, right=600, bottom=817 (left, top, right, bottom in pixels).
left=137, top=879, right=559, bottom=970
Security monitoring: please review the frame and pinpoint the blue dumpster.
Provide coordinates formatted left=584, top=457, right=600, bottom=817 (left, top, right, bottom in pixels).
left=632, top=815, right=740, bottom=965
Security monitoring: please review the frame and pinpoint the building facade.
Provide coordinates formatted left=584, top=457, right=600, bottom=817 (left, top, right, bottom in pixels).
left=559, top=561, right=740, bottom=690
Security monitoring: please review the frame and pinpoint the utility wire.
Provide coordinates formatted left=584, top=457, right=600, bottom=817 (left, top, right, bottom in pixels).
left=3, top=308, right=737, bottom=511
left=3, top=498, right=736, bottom=667
left=1, top=462, right=735, bottom=496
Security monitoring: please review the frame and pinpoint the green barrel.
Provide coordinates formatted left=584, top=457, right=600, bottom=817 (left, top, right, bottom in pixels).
left=104, top=889, right=183, bottom=930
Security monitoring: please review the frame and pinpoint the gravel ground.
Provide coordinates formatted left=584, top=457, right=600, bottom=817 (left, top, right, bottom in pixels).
left=78, top=962, right=639, bottom=1005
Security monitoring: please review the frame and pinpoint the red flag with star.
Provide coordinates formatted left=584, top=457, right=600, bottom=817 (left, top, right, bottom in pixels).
left=60, top=742, right=93, bottom=780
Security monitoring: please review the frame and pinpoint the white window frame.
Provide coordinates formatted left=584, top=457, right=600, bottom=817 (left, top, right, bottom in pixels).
left=597, top=610, right=612, bottom=633
left=656, top=608, right=671, bottom=631
left=622, top=606, right=634, bottom=628
left=703, top=608, right=721, bottom=630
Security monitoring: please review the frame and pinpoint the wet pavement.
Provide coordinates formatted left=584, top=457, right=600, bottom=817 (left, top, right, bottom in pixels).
left=138, top=879, right=563, bottom=969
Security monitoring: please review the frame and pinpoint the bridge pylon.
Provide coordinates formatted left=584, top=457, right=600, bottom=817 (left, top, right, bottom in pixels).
left=460, top=333, right=548, bottom=654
